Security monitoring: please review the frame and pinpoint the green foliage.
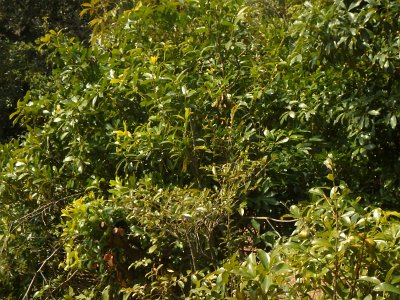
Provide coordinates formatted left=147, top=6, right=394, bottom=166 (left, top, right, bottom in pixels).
left=0, top=0, right=87, bottom=41
left=193, top=165, right=400, bottom=299
left=1, top=0, right=400, bottom=298
left=279, top=0, right=400, bottom=206
left=0, top=39, right=45, bottom=141
left=0, top=0, right=88, bottom=142
left=59, top=178, right=235, bottom=298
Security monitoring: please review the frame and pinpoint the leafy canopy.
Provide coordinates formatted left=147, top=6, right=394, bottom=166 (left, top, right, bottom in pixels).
left=1, top=0, right=400, bottom=298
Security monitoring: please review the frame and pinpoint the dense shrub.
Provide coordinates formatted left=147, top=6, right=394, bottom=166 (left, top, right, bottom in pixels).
left=1, top=0, right=400, bottom=298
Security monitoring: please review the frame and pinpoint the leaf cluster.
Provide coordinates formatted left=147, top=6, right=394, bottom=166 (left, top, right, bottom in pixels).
left=193, top=170, right=400, bottom=299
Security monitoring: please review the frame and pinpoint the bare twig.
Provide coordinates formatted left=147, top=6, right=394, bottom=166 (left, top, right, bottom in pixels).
left=265, top=217, right=282, bottom=238
left=54, top=269, right=79, bottom=291
left=10, top=191, right=85, bottom=232
left=22, top=247, right=60, bottom=300
left=0, top=230, right=9, bottom=256
left=246, top=216, right=298, bottom=223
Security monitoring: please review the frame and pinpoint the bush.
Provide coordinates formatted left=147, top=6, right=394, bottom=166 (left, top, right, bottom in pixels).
left=191, top=160, right=400, bottom=299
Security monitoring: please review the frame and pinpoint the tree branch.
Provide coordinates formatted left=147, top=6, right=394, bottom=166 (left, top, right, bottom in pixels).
left=22, top=247, right=60, bottom=300
left=246, top=216, right=298, bottom=223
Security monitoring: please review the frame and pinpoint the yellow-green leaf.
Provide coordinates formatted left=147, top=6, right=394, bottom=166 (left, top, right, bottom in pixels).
left=148, top=244, right=157, bottom=254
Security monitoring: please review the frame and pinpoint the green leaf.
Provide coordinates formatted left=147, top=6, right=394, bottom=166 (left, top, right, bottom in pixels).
left=289, top=205, right=301, bottom=218
left=386, top=211, right=400, bottom=218
left=272, top=262, right=290, bottom=274
left=257, top=249, right=270, bottom=270
left=235, top=7, right=248, bottom=24
left=368, top=110, right=380, bottom=116
left=372, top=208, right=382, bottom=223
left=177, top=280, right=185, bottom=289
left=110, top=78, right=121, bottom=84
left=148, top=244, right=157, bottom=254
left=326, top=173, right=334, bottom=181
left=311, top=238, right=332, bottom=248
left=309, top=187, right=325, bottom=197
left=373, top=283, right=400, bottom=294
left=191, top=274, right=198, bottom=284
left=261, top=275, right=272, bottom=294
left=63, top=156, right=74, bottom=162
left=238, top=207, right=244, bottom=216
left=290, top=54, right=302, bottom=65
left=33, top=290, right=44, bottom=298
left=15, top=161, right=25, bottom=167
left=390, top=115, right=397, bottom=129
left=102, top=285, right=110, bottom=300
left=276, top=136, right=289, bottom=144
left=348, top=0, right=362, bottom=11
left=247, top=260, right=256, bottom=277
left=392, top=276, right=400, bottom=285
left=251, top=219, right=260, bottom=232
left=385, top=264, right=399, bottom=283
left=247, top=253, right=256, bottom=266
left=358, top=276, right=381, bottom=285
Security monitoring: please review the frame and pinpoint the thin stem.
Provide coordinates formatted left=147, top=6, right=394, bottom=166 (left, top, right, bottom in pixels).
left=246, top=216, right=298, bottom=223
left=11, top=191, right=85, bottom=232
left=350, top=226, right=368, bottom=297
left=331, top=169, right=339, bottom=300
left=22, top=247, right=60, bottom=300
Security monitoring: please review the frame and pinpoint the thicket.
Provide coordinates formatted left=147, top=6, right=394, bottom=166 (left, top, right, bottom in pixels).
left=0, top=0, right=88, bottom=141
left=1, top=0, right=400, bottom=299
